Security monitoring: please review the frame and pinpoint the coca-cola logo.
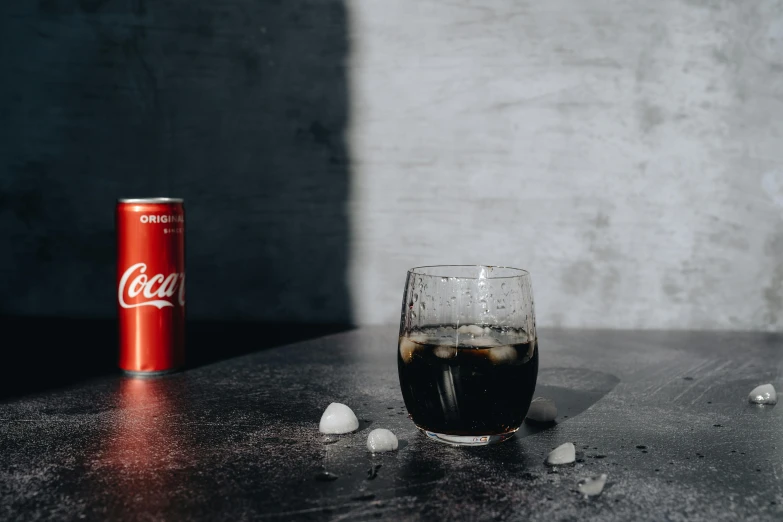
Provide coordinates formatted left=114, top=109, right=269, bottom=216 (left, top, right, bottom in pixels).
left=118, top=262, right=185, bottom=309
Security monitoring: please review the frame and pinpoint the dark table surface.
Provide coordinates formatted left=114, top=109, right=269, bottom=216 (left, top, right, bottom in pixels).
left=1, top=326, right=782, bottom=521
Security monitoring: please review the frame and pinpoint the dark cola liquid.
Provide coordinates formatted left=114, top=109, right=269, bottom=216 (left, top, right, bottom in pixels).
left=398, top=325, right=538, bottom=436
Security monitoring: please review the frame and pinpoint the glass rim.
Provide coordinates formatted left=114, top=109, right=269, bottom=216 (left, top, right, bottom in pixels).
left=407, top=265, right=530, bottom=280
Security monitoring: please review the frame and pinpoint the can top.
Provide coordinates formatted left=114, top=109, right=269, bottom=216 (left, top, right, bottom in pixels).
left=117, top=197, right=183, bottom=204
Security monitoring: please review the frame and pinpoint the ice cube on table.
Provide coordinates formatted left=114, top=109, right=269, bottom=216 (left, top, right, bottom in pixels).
left=546, top=442, right=575, bottom=465
left=366, top=428, right=399, bottom=453
left=578, top=474, right=608, bottom=497
left=319, top=402, right=359, bottom=434
left=748, top=384, right=777, bottom=405
left=525, top=397, right=557, bottom=423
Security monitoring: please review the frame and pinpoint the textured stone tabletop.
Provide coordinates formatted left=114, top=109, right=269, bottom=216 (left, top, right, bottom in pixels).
left=1, top=326, right=781, bottom=521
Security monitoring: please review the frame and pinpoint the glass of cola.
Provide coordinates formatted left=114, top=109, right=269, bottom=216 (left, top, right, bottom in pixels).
left=398, top=265, right=538, bottom=446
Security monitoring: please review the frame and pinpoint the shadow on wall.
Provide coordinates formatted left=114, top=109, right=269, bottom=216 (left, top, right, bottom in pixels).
left=0, top=1, right=352, bottom=397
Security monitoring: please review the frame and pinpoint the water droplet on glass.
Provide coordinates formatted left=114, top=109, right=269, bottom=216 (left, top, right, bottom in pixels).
left=421, top=302, right=426, bottom=310
left=413, top=293, right=419, bottom=302
left=411, top=311, right=417, bottom=318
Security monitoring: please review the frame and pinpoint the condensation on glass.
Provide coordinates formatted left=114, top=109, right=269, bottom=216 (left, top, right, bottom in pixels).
left=397, top=265, right=539, bottom=446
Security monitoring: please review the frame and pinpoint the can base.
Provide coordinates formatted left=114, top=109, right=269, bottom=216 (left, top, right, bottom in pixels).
left=121, top=368, right=182, bottom=378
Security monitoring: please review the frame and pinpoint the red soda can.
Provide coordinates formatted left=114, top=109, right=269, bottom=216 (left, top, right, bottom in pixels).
left=116, top=198, right=185, bottom=375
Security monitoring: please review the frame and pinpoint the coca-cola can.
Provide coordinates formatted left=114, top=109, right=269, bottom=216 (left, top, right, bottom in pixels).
left=116, top=198, right=185, bottom=375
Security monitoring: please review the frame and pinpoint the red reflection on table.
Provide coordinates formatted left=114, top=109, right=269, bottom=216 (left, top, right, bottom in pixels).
left=107, top=377, right=177, bottom=472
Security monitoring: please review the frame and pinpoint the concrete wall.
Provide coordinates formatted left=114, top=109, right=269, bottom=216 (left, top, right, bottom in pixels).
left=347, top=0, right=783, bottom=330
left=3, top=0, right=783, bottom=332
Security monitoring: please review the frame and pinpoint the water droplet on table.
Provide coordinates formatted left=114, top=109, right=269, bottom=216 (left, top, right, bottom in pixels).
left=577, top=474, right=608, bottom=497
left=367, top=464, right=382, bottom=480
left=315, top=471, right=339, bottom=482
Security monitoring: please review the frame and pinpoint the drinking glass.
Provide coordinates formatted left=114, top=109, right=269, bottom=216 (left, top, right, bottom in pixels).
left=397, top=265, right=538, bottom=446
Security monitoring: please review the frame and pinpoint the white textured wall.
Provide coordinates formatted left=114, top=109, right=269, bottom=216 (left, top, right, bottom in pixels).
left=346, top=0, right=783, bottom=330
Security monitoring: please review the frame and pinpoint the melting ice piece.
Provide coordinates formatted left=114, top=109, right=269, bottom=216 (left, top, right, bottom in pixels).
left=399, top=335, right=427, bottom=363
left=526, top=397, right=557, bottom=423
left=319, top=402, right=359, bottom=434
left=748, top=384, right=777, bottom=405
left=367, top=428, right=399, bottom=453
left=578, top=474, right=608, bottom=497
left=488, top=345, right=517, bottom=363
left=460, top=337, right=498, bottom=348
left=457, top=324, right=485, bottom=336
left=546, top=442, right=576, bottom=465
left=433, top=343, right=458, bottom=359
left=461, top=335, right=517, bottom=363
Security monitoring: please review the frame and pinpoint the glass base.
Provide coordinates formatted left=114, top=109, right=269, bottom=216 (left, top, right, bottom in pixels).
left=422, top=428, right=517, bottom=446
